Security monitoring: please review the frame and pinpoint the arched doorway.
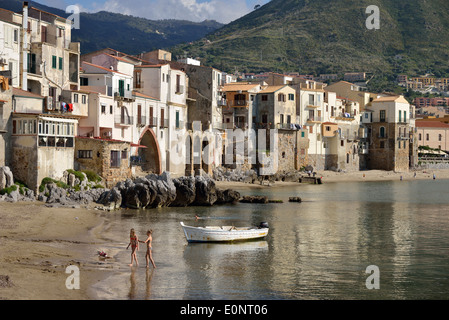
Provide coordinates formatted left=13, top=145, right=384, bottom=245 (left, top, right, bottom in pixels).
left=138, top=127, right=162, bottom=174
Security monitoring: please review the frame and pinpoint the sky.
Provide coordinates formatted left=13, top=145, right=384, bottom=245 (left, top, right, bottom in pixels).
left=34, top=0, right=271, bottom=23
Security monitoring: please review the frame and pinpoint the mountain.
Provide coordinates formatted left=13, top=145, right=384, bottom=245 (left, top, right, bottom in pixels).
left=173, top=0, right=449, bottom=80
left=0, top=0, right=223, bottom=55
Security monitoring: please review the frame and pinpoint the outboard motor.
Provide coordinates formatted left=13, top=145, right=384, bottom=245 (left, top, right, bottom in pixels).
left=259, top=222, right=269, bottom=229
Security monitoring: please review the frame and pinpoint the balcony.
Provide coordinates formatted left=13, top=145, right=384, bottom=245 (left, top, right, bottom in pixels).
left=217, top=99, right=227, bottom=107
left=335, top=113, right=356, bottom=121
left=136, top=116, right=147, bottom=126
left=276, top=123, right=297, bottom=130
left=230, top=100, right=248, bottom=107
left=176, top=121, right=185, bottom=130
left=149, top=117, right=158, bottom=127
left=114, top=90, right=134, bottom=101
left=160, top=119, right=169, bottom=128
left=175, top=85, right=184, bottom=95
left=306, top=117, right=322, bottom=123
left=306, top=105, right=320, bottom=109
left=115, top=115, right=134, bottom=126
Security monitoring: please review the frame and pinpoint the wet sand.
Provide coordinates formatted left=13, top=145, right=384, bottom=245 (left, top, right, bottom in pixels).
left=0, top=202, right=109, bottom=300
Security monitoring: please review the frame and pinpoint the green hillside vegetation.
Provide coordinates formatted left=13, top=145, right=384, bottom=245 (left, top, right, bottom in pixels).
left=173, top=0, right=449, bottom=82
left=0, top=0, right=223, bottom=54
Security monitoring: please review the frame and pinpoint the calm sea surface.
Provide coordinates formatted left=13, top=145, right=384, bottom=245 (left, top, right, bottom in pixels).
left=91, top=179, right=449, bottom=300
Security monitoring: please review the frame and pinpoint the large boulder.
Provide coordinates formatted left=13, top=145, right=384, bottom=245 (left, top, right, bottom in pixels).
left=0, top=166, right=14, bottom=190
left=146, top=172, right=177, bottom=208
left=97, top=188, right=122, bottom=210
left=171, top=176, right=196, bottom=207
left=240, top=195, right=269, bottom=204
left=216, top=189, right=241, bottom=205
left=192, top=175, right=218, bottom=206
left=123, top=183, right=156, bottom=209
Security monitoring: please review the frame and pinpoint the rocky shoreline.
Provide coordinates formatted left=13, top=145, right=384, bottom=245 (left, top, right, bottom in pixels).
left=0, top=166, right=243, bottom=210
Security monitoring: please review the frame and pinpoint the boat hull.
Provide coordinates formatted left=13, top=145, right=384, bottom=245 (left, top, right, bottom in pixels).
left=181, top=222, right=269, bottom=243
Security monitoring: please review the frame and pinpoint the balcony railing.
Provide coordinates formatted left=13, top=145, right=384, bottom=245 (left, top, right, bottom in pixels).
left=276, top=123, right=298, bottom=130
left=160, top=119, right=169, bottom=128
left=149, top=117, right=158, bottom=127
left=175, top=85, right=184, bottom=95
left=115, top=115, right=134, bottom=126
left=136, top=116, right=147, bottom=126
left=231, top=100, right=248, bottom=107
left=306, top=117, right=322, bottom=123
left=176, top=121, right=185, bottom=130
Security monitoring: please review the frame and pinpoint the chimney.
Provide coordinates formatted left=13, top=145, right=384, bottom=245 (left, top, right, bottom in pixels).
left=21, top=1, right=28, bottom=91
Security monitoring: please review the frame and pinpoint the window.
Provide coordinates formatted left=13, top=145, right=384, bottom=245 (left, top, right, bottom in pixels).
left=101, top=104, right=106, bottom=114
left=59, top=57, right=63, bottom=70
left=110, top=105, right=113, bottom=114
left=380, top=110, right=386, bottom=122
left=82, top=95, right=87, bottom=104
left=326, top=126, right=331, bottom=132
left=176, top=74, right=181, bottom=93
left=278, top=94, right=286, bottom=102
left=426, top=134, right=430, bottom=141
left=399, top=110, right=401, bottom=123
left=121, top=150, right=128, bottom=162
left=301, top=132, right=305, bottom=138
left=398, top=141, right=401, bottom=149
left=419, top=133, right=422, bottom=141
left=41, top=26, right=47, bottom=42
left=403, top=111, right=407, bottom=123
left=110, top=151, right=121, bottom=168
left=13, top=29, right=18, bottom=43
left=52, top=55, right=57, bottom=69
left=74, top=94, right=78, bottom=103
left=176, top=111, right=180, bottom=129
left=78, top=150, right=93, bottom=159
left=288, top=93, right=295, bottom=101
left=262, top=95, right=268, bottom=101
left=439, top=134, right=443, bottom=142
left=308, top=94, right=315, bottom=105
left=379, top=126, right=386, bottom=138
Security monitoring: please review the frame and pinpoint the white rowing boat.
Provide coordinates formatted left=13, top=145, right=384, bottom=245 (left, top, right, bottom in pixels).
left=180, top=222, right=269, bottom=243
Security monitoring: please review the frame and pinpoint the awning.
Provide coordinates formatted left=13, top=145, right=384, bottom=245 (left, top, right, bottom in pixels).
left=131, top=143, right=148, bottom=149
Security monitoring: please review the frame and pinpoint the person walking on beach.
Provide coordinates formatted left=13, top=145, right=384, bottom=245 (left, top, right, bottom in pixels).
left=140, top=230, right=156, bottom=269
left=126, top=228, right=139, bottom=267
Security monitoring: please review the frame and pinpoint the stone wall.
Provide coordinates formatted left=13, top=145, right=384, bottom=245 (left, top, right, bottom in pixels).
left=367, top=122, right=410, bottom=172
left=75, top=137, right=132, bottom=188
left=11, top=136, right=39, bottom=191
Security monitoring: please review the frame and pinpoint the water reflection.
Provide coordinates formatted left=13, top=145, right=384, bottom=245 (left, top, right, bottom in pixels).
left=94, top=179, right=449, bottom=300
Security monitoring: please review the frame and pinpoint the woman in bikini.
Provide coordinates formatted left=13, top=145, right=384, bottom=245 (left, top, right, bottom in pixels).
left=140, top=230, right=156, bottom=269
left=126, top=228, right=139, bottom=267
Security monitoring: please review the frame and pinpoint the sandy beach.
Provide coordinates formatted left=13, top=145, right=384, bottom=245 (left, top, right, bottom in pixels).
left=1, top=168, right=449, bottom=300
left=215, top=168, right=449, bottom=190
left=0, top=202, right=109, bottom=300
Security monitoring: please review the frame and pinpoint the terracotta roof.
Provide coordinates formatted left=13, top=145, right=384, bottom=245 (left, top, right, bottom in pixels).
left=259, top=85, right=289, bottom=94
left=136, top=64, right=168, bottom=68
left=103, top=53, right=135, bottom=64
left=415, top=121, right=449, bottom=128
left=81, top=61, right=129, bottom=76
left=12, top=88, right=44, bottom=99
left=372, top=96, right=409, bottom=104
left=222, top=82, right=260, bottom=92
left=133, top=91, right=158, bottom=101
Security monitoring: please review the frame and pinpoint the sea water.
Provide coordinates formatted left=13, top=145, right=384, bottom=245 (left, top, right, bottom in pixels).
left=91, top=179, right=449, bottom=300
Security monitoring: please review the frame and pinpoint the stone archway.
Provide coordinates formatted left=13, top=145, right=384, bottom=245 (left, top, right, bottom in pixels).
left=138, top=127, right=162, bottom=174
